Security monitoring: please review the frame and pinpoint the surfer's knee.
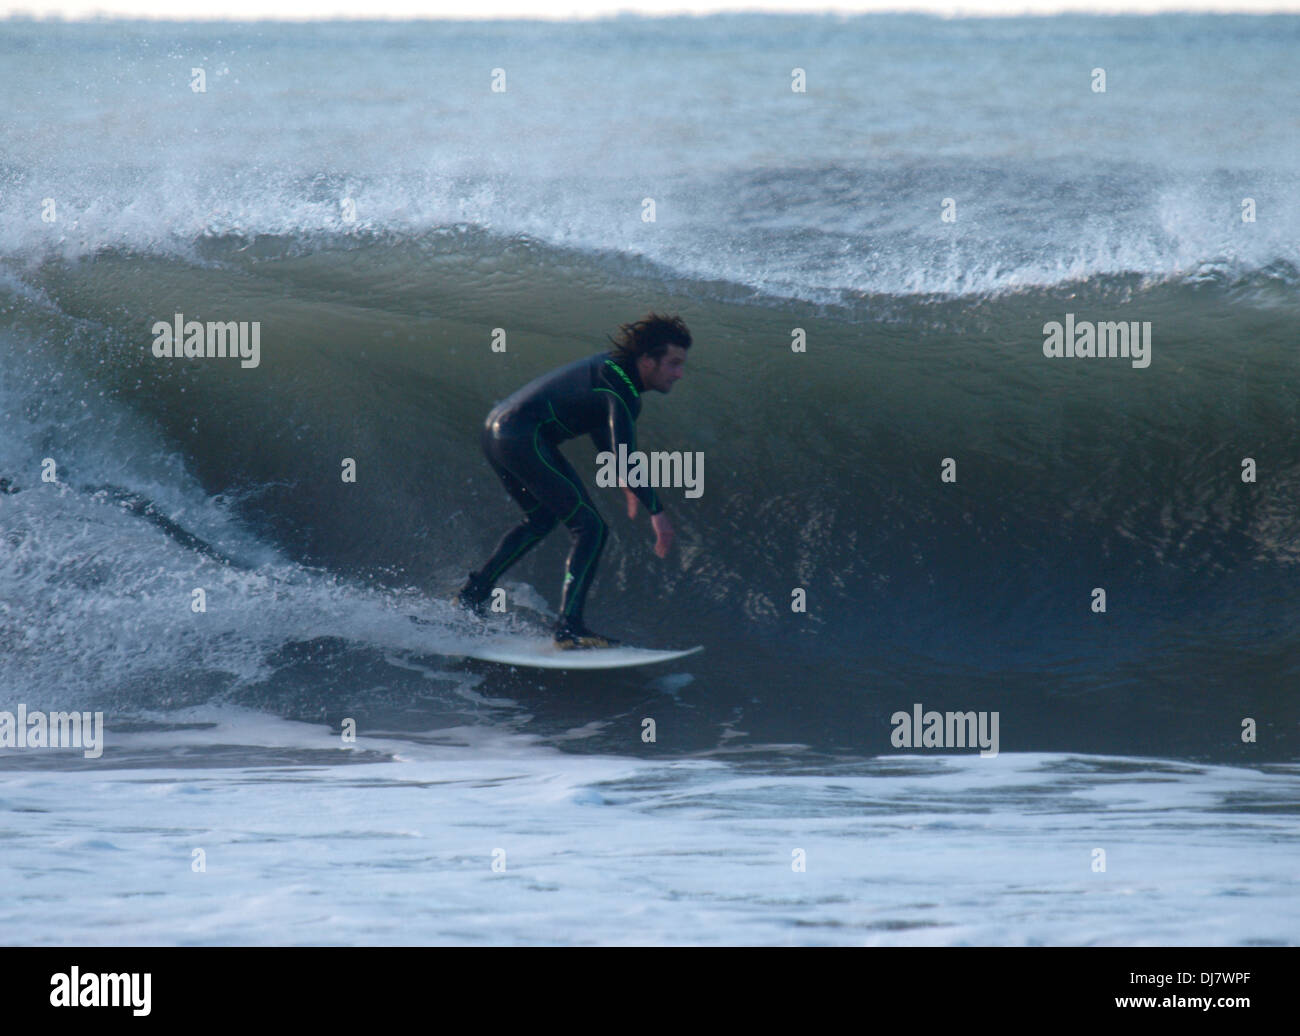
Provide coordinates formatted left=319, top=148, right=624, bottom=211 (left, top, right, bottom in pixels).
left=524, top=508, right=558, bottom=535
left=565, top=503, right=605, bottom=542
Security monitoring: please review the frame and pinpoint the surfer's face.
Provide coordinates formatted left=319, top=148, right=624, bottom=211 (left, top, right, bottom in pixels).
left=640, top=344, right=688, bottom=394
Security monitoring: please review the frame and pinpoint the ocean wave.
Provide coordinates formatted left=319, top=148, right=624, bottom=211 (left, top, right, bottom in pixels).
left=2, top=234, right=1298, bottom=755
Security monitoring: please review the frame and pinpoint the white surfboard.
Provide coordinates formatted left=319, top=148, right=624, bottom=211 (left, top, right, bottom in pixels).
left=454, top=634, right=703, bottom=670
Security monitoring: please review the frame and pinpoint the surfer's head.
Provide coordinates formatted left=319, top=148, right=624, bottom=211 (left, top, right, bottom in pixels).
left=608, top=313, right=692, bottom=394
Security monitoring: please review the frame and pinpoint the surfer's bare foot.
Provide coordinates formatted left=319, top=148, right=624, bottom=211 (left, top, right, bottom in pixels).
left=554, top=620, right=619, bottom=650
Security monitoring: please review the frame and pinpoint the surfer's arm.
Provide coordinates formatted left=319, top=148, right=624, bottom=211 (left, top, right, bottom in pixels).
left=618, top=488, right=673, bottom=556
left=593, top=391, right=662, bottom=516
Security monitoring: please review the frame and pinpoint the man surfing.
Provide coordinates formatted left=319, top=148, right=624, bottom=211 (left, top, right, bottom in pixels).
left=454, top=313, right=691, bottom=649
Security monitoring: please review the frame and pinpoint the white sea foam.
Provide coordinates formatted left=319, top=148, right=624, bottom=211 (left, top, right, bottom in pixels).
left=1, top=722, right=1296, bottom=945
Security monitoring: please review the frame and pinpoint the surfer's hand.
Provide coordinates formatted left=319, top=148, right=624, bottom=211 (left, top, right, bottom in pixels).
left=622, top=485, right=638, bottom=519
left=651, top=511, right=674, bottom=558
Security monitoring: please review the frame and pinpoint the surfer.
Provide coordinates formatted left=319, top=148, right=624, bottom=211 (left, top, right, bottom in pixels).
left=454, top=313, right=691, bottom=648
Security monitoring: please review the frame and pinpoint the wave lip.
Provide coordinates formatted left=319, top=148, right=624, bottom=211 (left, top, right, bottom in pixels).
left=4, top=162, right=1299, bottom=304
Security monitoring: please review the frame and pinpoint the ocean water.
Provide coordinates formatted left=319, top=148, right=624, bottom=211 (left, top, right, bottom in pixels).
left=2, top=13, right=1298, bottom=945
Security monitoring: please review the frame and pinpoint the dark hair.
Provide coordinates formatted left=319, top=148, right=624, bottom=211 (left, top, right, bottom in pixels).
left=607, top=313, right=692, bottom=365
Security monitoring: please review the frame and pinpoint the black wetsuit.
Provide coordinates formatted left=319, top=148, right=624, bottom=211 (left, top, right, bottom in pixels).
left=470, top=352, right=662, bottom=628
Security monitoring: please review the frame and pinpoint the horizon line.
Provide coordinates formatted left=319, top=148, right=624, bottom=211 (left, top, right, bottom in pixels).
left=6, top=2, right=1300, bottom=25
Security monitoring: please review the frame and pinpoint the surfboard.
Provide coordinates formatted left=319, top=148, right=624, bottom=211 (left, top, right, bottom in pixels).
left=454, top=634, right=703, bottom=670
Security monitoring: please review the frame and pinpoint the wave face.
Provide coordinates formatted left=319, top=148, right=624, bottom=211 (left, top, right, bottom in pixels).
left=2, top=14, right=1299, bottom=762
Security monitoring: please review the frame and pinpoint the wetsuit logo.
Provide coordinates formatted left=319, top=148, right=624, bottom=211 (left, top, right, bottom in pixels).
left=603, top=358, right=639, bottom=397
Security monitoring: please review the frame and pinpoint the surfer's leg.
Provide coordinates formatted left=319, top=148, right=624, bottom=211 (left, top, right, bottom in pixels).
left=472, top=428, right=608, bottom=630
left=470, top=432, right=560, bottom=588
left=518, top=435, right=607, bottom=629
left=556, top=499, right=606, bottom=629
